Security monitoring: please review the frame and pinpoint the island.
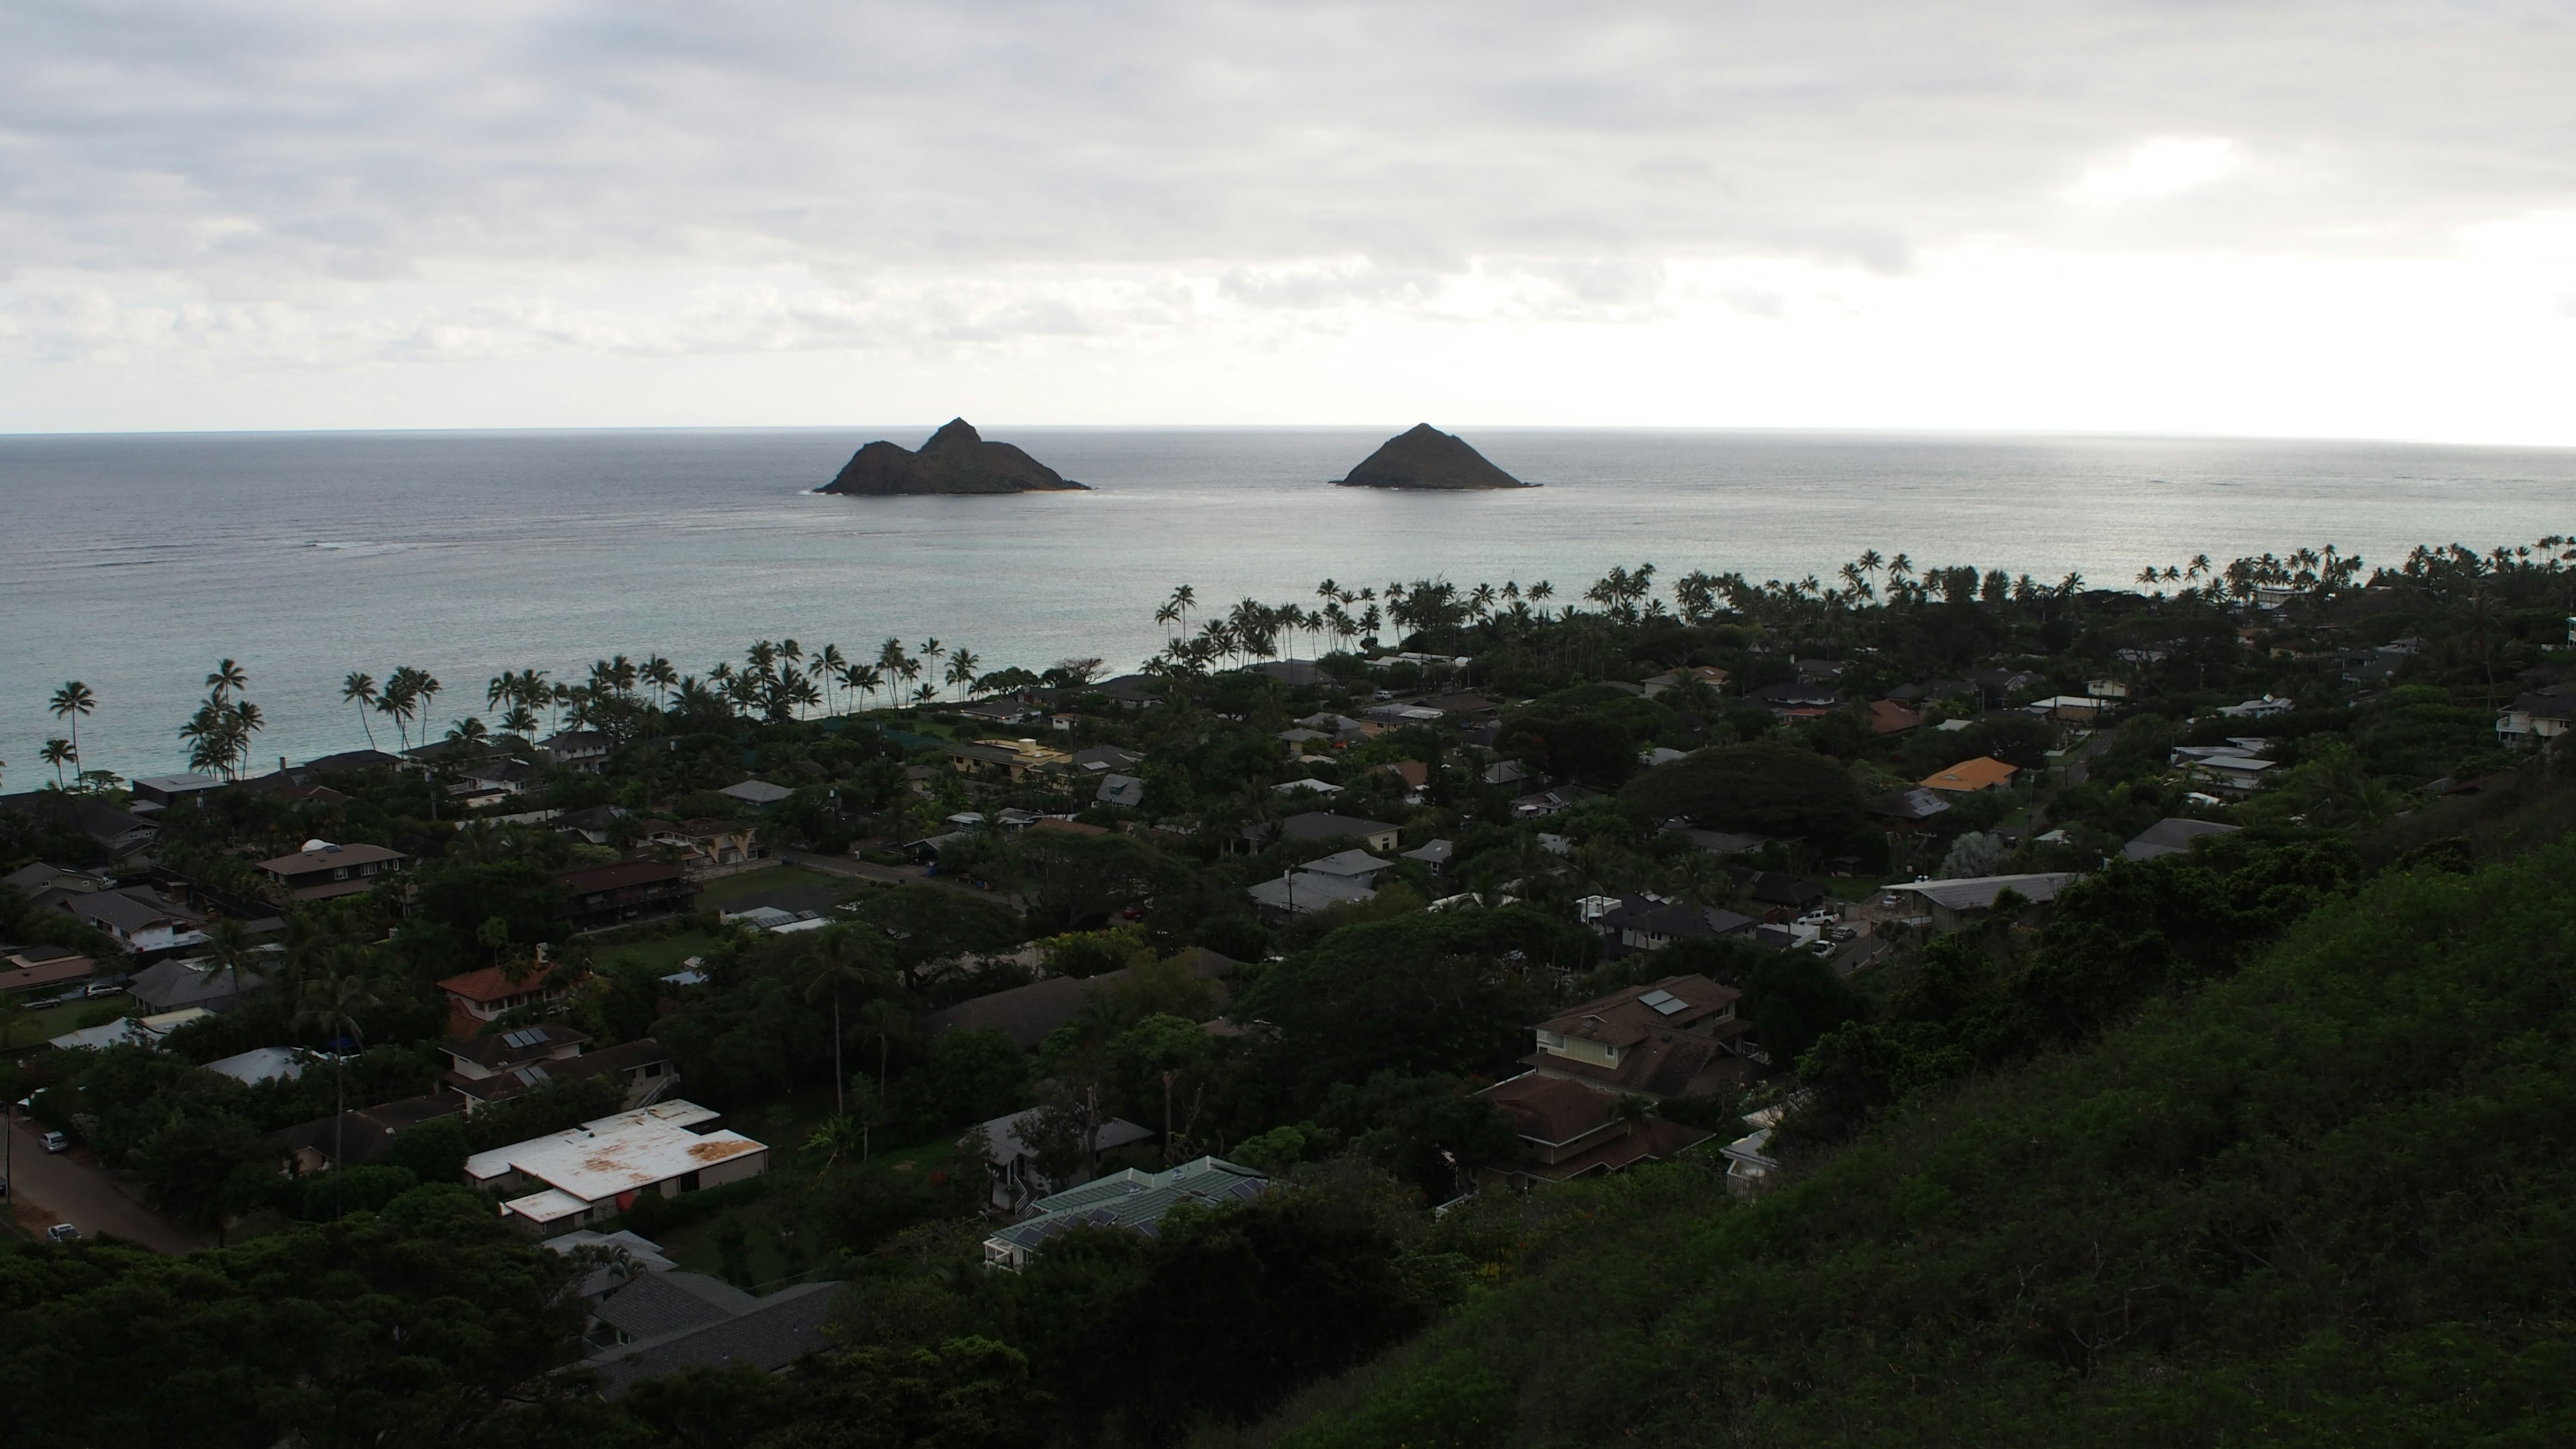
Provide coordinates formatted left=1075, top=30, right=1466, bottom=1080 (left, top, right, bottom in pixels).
left=1330, top=423, right=1534, bottom=490
left=819, top=419, right=1087, bottom=495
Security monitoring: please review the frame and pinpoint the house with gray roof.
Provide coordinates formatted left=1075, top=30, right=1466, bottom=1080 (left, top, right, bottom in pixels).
left=1248, top=869, right=1378, bottom=919
left=1277, top=812, right=1398, bottom=851
left=718, top=778, right=794, bottom=807
left=983, top=1156, right=1267, bottom=1271
left=1884, top=872, right=2080, bottom=930
left=582, top=1270, right=839, bottom=1397
left=1096, top=773, right=1145, bottom=809
left=2123, top=818, right=2241, bottom=861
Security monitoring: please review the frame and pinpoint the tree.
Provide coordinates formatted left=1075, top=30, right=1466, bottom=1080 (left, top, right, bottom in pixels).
left=297, top=959, right=382, bottom=1219
left=341, top=671, right=380, bottom=749
left=40, top=737, right=72, bottom=788
left=48, top=680, right=95, bottom=764
left=800, top=927, right=896, bottom=1118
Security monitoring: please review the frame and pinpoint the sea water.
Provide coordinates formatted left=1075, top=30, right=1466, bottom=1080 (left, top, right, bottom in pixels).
left=6, top=427, right=2576, bottom=778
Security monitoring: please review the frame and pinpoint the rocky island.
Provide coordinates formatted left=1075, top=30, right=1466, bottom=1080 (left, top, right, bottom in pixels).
left=820, top=419, right=1087, bottom=495
left=1331, top=423, right=1533, bottom=490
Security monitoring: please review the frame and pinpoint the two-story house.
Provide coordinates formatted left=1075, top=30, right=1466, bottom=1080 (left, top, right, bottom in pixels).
left=1475, top=1071, right=1716, bottom=1186
left=256, top=841, right=409, bottom=902
left=1521, top=973, right=1756, bottom=1100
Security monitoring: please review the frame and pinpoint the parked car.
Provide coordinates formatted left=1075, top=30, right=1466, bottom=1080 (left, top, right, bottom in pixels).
left=46, top=1223, right=80, bottom=1243
left=39, top=1130, right=69, bottom=1154
left=83, top=979, right=127, bottom=999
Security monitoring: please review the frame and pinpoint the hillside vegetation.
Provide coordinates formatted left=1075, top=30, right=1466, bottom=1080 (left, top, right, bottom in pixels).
left=1238, top=839, right=2576, bottom=1448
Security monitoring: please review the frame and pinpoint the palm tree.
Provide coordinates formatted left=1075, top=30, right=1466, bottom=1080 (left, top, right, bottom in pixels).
left=446, top=716, right=490, bottom=748
left=201, top=916, right=270, bottom=1008
left=40, top=737, right=73, bottom=788
left=48, top=682, right=95, bottom=764
left=415, top=672, right=443, bottom=738
left=918, top=639, right=947, bottom=700
left=297, top=959, right=380, bottom=1219
left=1169, top=584, right=1197, bottom=638
left=945, top=649, right=981, bottom=698
left=800, top=928, right=894, bottom=1117
left=643, top=655, right=677, bottom=708
left=205, top=658, right=248, bottom=702
left=341, top=672, right=380, bottom=749
left=499, top=704, right=540, bottom=737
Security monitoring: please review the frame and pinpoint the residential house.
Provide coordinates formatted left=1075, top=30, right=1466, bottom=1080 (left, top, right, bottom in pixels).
left=1590, top=898, right=1756, bottom=954
left=466, top=1101, right=769, bottom=1236
left=2172, top=749, right=2276, bottom=795
left=1293, top=713, right=1368, bottom=744
left=1511, top=786, right=1601, bottom=819
left=1271, top=777, right=1342, bottom=798
left=1921, top=756, right=2019, bottom=794
left=1521, top=974, right=1756, bottom=1100
left=265, top=1093, right=466, bottom=1175
left=1278, top=812, right=1399, bottom=852
left=972, top=1106, right=1157, bottom=1215
left=555, top=805, right=629, bottom=846
left=128, top=953, right=272, bottom=1013
left=203, top=1046, right=306, bottom=1086
left=1296, top=848, right=1396, bottom=885
left=1248, top=869, right=1377, bottom=919
left=2086, top=678, right=2133, bottom=700
left=0, top=792, right=159, bottom=859
left=48, top=1006, right=213, bottom=1051
left=634, top=818, right=760, bottom=873
left=543, top=731, right=614, bottom=772
left=2497, top=690, right=2576, bottom=745
left=1090, top=674, right=1167, bottom=711
left=557, top=859, right=699, bottom=930
left=581, top=1269, right=839, bottom=1399
left=129, top=773, right=226, bottom=810
left=1378, top=760, right=1430, bottom=794
left=1884, top=872, right=2080, bottom=930
left=2026, top=694, right=2108, bottom=724
left=1641, top=665, right=1729, bottom=698
left=1095, top=773, right=1146, bottom=809
left=257, top=841, right=409, bottom=902
left=1477, top=1071, right=1715, bottom=1185
left=1736, top=869, right=1828, bottom=914
left=1868, top=700, right=1924, bottom=734
left=439, top=959, right=583, bottom=1037
left=1676, top=828, right=1770, bottom=857
left=1966, top=668, right=2038, bottom=707
left=60, top=886, right=208, bottom=957
left=441, top=1022, right=590, bottom=1102
left=1639, top=746, right=1690, bottom=767
left=1067, top=745, right=1144, bottom=774
left=1401, top=838, right=1454, bottom=870
left=1868, top=787, right=1953, bottom=830
left=945, top=740, right=1070, bottom=784
left=2123, top=818, right=2243, bottom=861
left=3, top=860, right=112, bottom=907
left=1251, top=659, right=1334, bottom=688
left=1481, top=759, right=1534, bottom=788
left=1363, top=702, right=1447, bottom=727
left=0, top=943, right=95, bottom=996
left=2214, top=695, right=2296, bottom=720
left=1739, top=681, right=1839, bottom=719
left=718, top=778, right=794, bottom=808
left=982, top=1157, right=1267, bottom=1271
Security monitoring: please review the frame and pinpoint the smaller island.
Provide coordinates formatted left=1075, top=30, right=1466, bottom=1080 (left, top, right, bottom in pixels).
left=820, top=419, right=1087, bottom=496
left=1331, top=423, right=1534, bottom=490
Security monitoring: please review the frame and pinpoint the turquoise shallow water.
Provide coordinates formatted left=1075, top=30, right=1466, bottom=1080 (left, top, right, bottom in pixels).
left=6, top=426, right=2576, bottom=778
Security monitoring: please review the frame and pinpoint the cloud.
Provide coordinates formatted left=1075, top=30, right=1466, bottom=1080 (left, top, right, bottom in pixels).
left=2070, top=138, right=2241, bottom=203
left=1, top=1, right=2574, bottom=431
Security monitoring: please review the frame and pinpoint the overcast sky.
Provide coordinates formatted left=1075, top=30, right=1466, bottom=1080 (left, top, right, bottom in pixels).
left=4, top=1, right=2573, bottom=439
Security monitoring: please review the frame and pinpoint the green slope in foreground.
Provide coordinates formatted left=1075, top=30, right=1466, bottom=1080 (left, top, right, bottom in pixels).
left=1246, top=841, right=2576, bottom=1448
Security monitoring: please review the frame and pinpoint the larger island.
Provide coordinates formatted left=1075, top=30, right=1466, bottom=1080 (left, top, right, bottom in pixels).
left=820, top=419, right=1087, bottom=495
left=1332, top=423, right=1533, bottom=489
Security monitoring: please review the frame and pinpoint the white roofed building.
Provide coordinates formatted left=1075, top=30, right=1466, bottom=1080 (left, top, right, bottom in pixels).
left=466, top=1100, right=769, bottom=1236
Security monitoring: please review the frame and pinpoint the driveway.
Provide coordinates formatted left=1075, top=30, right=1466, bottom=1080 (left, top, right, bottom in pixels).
left=3, top=1114, right=211, bottom=1254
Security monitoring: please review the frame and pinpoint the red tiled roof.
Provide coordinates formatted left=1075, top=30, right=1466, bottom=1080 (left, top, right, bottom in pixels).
left=436, top=965, right=570, bottom=1004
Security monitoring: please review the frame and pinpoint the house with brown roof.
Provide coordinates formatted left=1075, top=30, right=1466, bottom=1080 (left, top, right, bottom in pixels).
left=0, top=944, right=95, bottom=996
left=439, top=960, right=584, bottom=1038
left=1521, top=973, right=1756, bottom=1100
left=557, top=859, right=698, bottom=930
left=1477, top=1071, right=1715, bottom=1185
left=1869, top=699, right=1925, bottom=733
left=256, top=841, right=409, bottom=902
left=1921, top=755, right=2019, bottom=794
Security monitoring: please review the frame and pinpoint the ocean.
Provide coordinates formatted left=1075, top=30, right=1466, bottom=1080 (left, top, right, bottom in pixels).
left=7, top=427, right=2576, bottom=780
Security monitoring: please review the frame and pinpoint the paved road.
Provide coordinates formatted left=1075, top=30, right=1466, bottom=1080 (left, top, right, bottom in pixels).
left=2, top=1114, right=211, bottom=1254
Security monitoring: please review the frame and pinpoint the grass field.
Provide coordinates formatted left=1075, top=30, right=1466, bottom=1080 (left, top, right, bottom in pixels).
left=3, top=993, right=131, bottom=1049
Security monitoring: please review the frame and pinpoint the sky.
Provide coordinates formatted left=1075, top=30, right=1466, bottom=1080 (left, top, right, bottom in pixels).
left=3, top=1, right=2574, bottom=441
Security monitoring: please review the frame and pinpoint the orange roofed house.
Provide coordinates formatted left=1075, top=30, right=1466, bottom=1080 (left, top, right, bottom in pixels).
left=439, top=955, right=585, bottom=1038
left=1921, top=755, right=2019, bottom=793
left=1521, top=973, right=1757, bottom=1100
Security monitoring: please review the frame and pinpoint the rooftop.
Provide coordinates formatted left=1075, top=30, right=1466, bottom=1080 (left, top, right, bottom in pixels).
left=468, top=1100, right=762, bottom=1205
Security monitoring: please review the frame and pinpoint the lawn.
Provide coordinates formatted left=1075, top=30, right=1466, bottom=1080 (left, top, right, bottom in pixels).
left=3, top=994, right=131, bottom=1049
left=592, top=928, right=730, bottom=979
left=694, top=864, right=861, bottom=913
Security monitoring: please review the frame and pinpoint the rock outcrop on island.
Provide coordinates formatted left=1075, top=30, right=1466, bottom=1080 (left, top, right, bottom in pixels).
left=1332, top=423, right=1533, bottom=490
left=820, top=419, right=1087, bottom=495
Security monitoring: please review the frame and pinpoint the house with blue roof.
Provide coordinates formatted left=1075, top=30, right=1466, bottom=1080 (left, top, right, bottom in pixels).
left=982, top=1156, right=1267, bottom=1271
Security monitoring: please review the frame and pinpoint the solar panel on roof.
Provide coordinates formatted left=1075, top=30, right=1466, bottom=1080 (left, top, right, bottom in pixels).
left=1637, top=988, right=1687, bottom=1016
